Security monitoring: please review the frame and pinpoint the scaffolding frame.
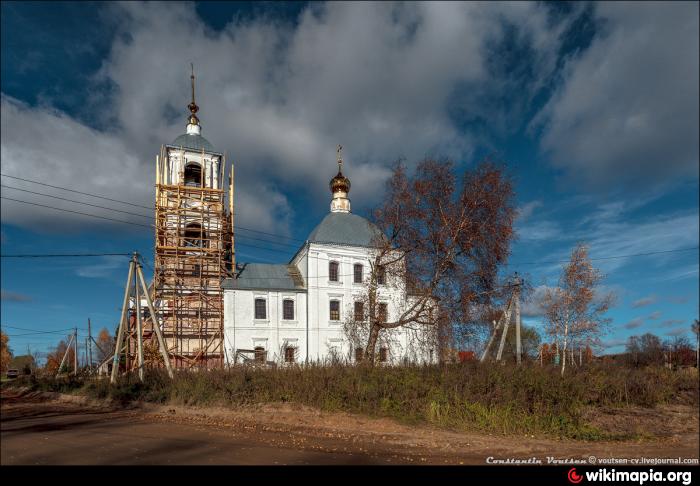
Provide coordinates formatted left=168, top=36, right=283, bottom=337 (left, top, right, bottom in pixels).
left=148, top=145, right=230, bottom=369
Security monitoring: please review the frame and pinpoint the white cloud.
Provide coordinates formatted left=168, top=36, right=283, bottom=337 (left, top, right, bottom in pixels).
left=534, top=2, right=699, bottom=189
left=1, top=1, right=565, bottom=235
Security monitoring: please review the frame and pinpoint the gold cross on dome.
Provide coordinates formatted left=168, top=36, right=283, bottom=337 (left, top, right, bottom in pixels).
left=337, top=144, right=343, bottom=171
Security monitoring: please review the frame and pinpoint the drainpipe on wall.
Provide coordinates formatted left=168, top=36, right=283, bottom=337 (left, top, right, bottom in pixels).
left=306, top=242, right=309, bottom=364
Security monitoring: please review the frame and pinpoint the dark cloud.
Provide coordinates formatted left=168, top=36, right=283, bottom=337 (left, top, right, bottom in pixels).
left=623, top=317, right=644, bottom=330
left=534, top=2, right=699, bottom=190
left=631, top=295, right=657, bottom=309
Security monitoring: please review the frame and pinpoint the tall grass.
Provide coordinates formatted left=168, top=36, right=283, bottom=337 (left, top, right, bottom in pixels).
left=9, top=363, right=698, bottom=440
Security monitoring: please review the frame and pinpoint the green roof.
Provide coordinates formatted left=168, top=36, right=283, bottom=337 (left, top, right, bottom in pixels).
left=169, top=133, right=217, bottom=153
left=222, top=263, right=306, bottom=291
left=308, top=212, right=384, bottom=247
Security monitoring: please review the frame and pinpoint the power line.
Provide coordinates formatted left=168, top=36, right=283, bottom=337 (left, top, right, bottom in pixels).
left=1, top=325, right=75, bottom=333
left=1, top=253, right=131, bottom=258
left=0, top=173, right=153, bottom=209
left=1, top=172, right=304, bottom=242
left=1, top=184, right=154, bottom=220
left=1, top=196, right=154, bottom=229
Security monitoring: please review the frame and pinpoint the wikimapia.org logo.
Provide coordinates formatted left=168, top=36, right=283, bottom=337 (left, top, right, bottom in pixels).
left=567, top=468, right=693, bottom=485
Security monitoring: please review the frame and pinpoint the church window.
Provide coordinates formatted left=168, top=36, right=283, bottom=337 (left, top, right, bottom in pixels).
left=184, top=163, right=202, bottom=187
left=355, top=347, right=364, bottom=363
left=353, top=263, right=363, bottom=283
left=354, top=301, right=364, bottom=321
left=283, top=299, right=294, bottom=320
left=284, top=346, right=296, bottom=363
left=329, top=300, right=340, bottom=321
left=379, top=347, right=388, bottom=363
left=329, top=261, right=339, bottom=282
left=254, top=346, right=266, bottom=363
left=254, top=298, right=267, bottom=320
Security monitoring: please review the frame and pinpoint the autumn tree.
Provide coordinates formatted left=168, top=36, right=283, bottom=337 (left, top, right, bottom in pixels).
left=44, top=339, right=75, bottom=374
left=541, top=244, right=615, bottom=376
left=346, top=158, right=516, bottom=364
left=94, top=328, right=115, bottom=363
left=1, top=331, right=13, bottom=373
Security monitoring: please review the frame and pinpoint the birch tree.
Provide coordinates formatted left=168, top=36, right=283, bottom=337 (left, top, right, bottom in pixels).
left=541, top=244, right=615, bottom=376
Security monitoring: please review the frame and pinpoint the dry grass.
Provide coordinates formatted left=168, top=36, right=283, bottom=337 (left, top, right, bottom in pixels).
left=8, top=362, right=698, bottom=440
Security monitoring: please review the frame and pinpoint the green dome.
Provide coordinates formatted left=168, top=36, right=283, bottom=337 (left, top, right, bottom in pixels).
left=308, top=212, right=384, bottom=247
left=171, top=133, right=216, bottom=153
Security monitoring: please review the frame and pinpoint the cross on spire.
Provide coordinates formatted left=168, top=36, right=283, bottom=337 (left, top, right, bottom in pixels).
left=336, top=144, right=343, bottom=173
left=188, top=63, right=200, bottom=126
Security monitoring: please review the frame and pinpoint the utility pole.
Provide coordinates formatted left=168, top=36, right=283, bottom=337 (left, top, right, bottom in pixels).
left=111, top=252, right=173, bottom=384
left=56, top=331, right=76, bottom=379
left=74, top=328, right=78, bottom=375
left=135, top=262, right=145, bottom=381
left=495, top=296, right=514, bottom=362
left=87, top=318, right=93, bottom=371
left=514, top=274, right=522, bottom=366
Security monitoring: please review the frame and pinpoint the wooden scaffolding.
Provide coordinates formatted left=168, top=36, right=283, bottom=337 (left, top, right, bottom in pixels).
left=150, top=146, right=232, bottom=369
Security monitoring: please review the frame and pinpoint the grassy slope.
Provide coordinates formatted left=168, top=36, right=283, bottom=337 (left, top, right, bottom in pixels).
left=6, top=363, right=698, bottom=441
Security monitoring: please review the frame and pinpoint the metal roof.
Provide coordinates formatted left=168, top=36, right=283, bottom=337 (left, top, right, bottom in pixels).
left=222, top=263, right=306, bottom=291
left=308, top=212, right=384, bottom=247
left=170, top=133, right=217, bottom=153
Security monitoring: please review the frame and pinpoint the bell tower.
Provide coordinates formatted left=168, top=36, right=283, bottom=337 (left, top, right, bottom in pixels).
left=152, top=66, right=232, bottom=368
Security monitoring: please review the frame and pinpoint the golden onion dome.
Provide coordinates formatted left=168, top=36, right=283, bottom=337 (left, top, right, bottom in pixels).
left=330, top=144, right=350, bottom=193
left=330, top=170, right=351, bottom=193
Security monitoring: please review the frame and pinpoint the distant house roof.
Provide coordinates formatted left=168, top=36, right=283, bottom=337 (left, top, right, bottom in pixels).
left=307, top=212, right=384, bottom=247
left=222, top=263, right=306, bottom=291
left=168, top=133, right=219, bottom=154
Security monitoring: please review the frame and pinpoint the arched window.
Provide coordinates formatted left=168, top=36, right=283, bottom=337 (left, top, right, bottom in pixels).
left=379, top=347, right=388, bottom=363
left=355, top=347, right=364, bottom=363
left=183, top=223, right=206, bottom=248
left=329, top=261, right=339, bottom=282
left=184, top=163, right=202, bottom=187
left=353, top=263, right=363, bottom=283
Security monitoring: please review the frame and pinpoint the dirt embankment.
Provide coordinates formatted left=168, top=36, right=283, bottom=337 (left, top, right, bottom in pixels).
left=2, top=387, right=698, bottom=465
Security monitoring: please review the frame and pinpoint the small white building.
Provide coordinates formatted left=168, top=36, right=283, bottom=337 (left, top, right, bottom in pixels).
left=223, top=155, right=437, bottom=366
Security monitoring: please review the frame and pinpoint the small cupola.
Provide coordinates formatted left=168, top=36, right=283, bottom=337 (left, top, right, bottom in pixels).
left=329, top=145, right=351, bottom=213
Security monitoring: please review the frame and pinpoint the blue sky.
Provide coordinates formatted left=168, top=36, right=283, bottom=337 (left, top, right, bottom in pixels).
left=1, top=1, right=698, bottom=359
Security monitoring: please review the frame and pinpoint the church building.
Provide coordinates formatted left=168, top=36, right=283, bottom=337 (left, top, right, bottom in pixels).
left=150, top=71, right=436, bottom=368
left=221, top=149, right=436, bottom=366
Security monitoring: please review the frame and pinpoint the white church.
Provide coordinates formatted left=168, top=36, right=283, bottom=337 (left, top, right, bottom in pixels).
left=149, top=73, right=437, bottom=368
left=221, top=152, right=437, bottom=366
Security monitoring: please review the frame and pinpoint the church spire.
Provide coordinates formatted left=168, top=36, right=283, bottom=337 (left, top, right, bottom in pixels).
left=329, top=144, right=351, bottom=213
left=186, top=63, right=201, bottom=135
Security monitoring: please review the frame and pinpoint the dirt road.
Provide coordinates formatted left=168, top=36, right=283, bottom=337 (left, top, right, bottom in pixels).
left=2, top=388, right=698, bottom=465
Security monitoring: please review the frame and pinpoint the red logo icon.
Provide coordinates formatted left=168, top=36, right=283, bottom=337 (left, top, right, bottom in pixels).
left=568, top=468, right=583, bottom=484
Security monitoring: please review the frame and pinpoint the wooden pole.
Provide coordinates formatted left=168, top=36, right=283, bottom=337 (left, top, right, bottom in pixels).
left=514, top=277, right=522, bottom=366
left=135, top=264, right=145, bottom=382
left=87, top=318, right=93, bottom=371
left=74, top=328, right=78, bottom=375
left=111, top=257, right=135, bottom=383
left=56, top=332, right=75, bottom=378
left=229, top=162, right=235, bottom=270
left=480, top=318, right=502, bottom=363
left=495, top=297, right=514, bottom=362
left=135, top=258, right=174, bottom=378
